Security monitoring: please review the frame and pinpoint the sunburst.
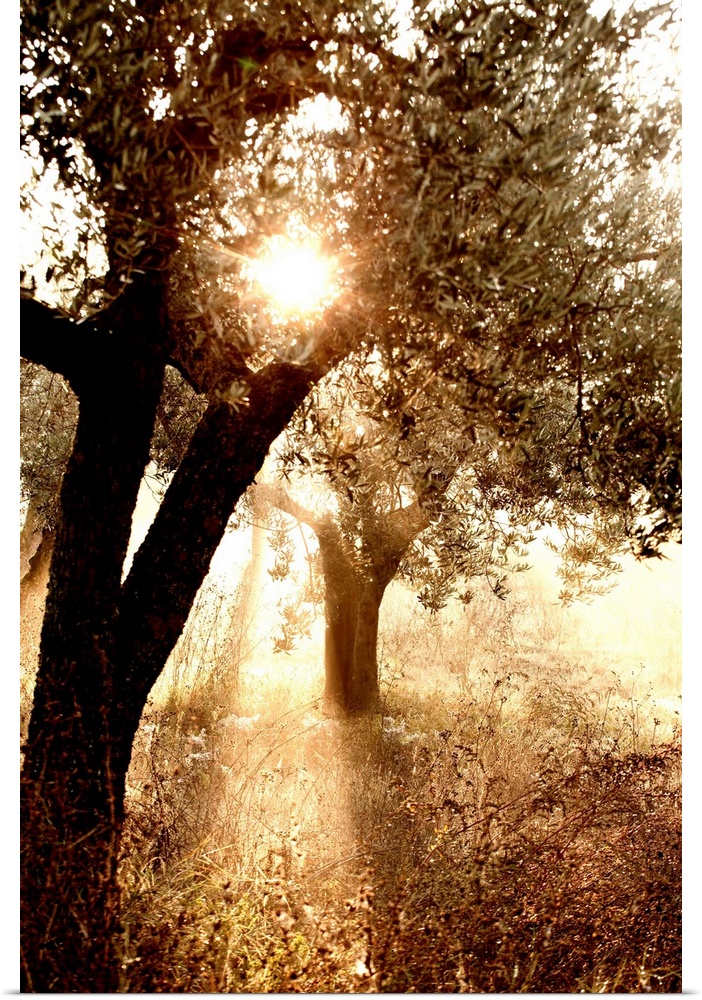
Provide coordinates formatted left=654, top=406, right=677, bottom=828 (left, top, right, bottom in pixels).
left=246, top=235, right=338, bottom=319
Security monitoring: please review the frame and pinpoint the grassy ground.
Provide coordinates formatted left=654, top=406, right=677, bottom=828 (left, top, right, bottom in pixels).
left=113, top=562, right=682, bottom=992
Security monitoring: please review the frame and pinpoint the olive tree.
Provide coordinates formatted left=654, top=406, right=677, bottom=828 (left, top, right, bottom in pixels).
left=253, top=341, right=660, bottom=713
left=20, top=0, right=680, bottom=989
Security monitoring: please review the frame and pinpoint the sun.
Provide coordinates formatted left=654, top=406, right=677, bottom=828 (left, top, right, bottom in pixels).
left=247, top=235, right=337, bottom=319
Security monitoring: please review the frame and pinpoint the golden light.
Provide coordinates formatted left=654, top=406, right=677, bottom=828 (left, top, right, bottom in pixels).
left=246, top=235, right=338, bottom=320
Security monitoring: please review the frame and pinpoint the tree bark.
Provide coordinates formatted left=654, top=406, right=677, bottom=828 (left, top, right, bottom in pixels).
left=319, top=551, right=386, bottom=713
left=21, top=287, right=170, bottom=990
left=116, top=361, right=323, bottom=725
left=20, top=294, right=344, bottom=989
left=317, top=521, right=358, bottom=708
left=20, top=277, right=172, bottom=989
left=350, top=579, right=384, bottom=711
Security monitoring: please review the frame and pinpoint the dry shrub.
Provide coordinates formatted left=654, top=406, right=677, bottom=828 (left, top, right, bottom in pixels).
left=117, top=580, right=681, bottom=992
left=351, top=706, right=681, bottom=993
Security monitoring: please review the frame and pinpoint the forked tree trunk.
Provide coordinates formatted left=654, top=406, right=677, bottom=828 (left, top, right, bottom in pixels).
left=323, top=503, right=432, bottom=711
left=21, top=371, right=167, bottom=991
left=21, top=291, right=335, bottom=991
left=258, top=485, right=430, bottom=714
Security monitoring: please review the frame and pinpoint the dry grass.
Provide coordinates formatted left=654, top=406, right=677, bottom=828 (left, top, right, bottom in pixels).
left=18, top=536, right=681, bottom=992
left=114, top=571, right=682, bottom=993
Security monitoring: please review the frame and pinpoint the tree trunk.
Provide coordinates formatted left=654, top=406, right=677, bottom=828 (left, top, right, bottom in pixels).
left=256, top=486, right=431, bottom=715
left=319, top=555, right=385, bottom=712
left=317, top=504, right=431, bottom=713
left=116, top=362, right=322, bottom=716
left=21, top=340, right=168, bottom=991
left=350, top=580, right=384, bottom=711
left=318, top=523, right=358, bottom=708
left=20, top=319, right=332, bottom=990
left=316, top=526, right=387, bottom=713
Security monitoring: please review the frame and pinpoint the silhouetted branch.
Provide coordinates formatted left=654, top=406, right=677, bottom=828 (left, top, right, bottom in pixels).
left=20, top=295, right=109, bottom=392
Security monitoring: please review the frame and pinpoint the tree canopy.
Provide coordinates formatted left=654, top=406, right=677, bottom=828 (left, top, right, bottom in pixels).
left=22, top=0, right=681, bottom=544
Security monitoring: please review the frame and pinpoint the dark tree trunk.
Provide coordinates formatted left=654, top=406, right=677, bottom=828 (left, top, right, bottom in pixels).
left=317, top=523, right=358, bottom=707
left=314, top=519, right=386, bottom=712
left=320, top=553, right=385, bottom=713
left=21, top=321, right=168, bottom=991
left=116, top=362, right=321, bottom=722
left=20, top=287, right=335, bottom=989
left=350, top=579, right=384, bottom=711
left=318, top=503, right=431, bottom=713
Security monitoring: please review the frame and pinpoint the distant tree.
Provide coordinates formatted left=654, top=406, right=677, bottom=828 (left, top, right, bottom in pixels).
left=20, top=0, right=680, bottom=989
left=255, top=421, right=491, bottom=711
left=254, top=357, right=641, bottom=713
left=255, top=456, right=440, bottom=713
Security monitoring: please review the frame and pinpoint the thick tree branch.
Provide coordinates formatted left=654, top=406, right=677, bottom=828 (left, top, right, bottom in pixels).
left=117, top=357, right=330, bottom=708
left=253, top=482, right=323, bottom=531
left=168, top=334, right=253, bottom=396
left=20, top=296, right=109, bottom=391
left=114, top=311, right=358, bottom=713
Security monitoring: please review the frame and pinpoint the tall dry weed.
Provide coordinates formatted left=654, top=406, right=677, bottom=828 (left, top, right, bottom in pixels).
left=118, top=579, right=681, bottom=992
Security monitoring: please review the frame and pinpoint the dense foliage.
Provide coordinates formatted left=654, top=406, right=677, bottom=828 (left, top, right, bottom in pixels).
left=22, top=1, right=681, bottom=546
